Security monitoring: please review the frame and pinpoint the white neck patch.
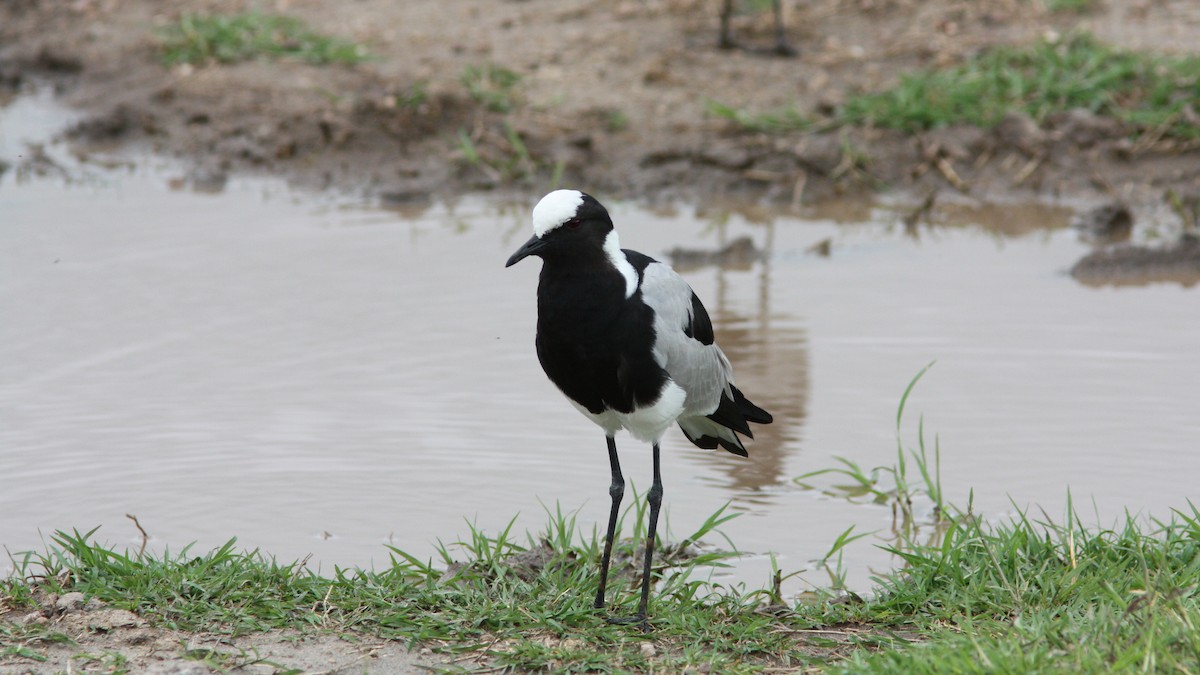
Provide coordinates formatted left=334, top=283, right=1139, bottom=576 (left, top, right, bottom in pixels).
left=532, top=189, right=585, bottom=237
left=603, top=230, right=639, bottom=299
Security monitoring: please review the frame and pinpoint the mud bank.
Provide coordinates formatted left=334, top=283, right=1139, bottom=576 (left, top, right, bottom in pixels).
left=2, top=0, right=1199, bottom=207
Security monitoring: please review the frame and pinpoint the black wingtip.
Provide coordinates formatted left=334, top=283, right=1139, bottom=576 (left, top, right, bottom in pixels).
left=681, top=386, right=770, bottom=458
left=720, top=440, right=750, bottom=458
left=733, top=386, right=773, bottom=425
left=709, top=385, right=773, bottom=432
left=688, top=434, right=749, bottom=457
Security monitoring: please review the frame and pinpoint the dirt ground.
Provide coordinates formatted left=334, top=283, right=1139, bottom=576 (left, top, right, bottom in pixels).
left=2, top=0, right=1200, bottom=208
left=2, top=0, right=1200, bottom=670
left=1, top=592, right=443, bottom=673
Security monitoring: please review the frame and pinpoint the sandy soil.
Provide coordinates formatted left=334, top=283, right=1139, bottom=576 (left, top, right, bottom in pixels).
left=0, top=590, right=901, bottom=673
left=1, top=593, right=441, bottom=673
left=2, top=0, right=1200, bottom=208
left=2, top=0, right=1200, bottom=669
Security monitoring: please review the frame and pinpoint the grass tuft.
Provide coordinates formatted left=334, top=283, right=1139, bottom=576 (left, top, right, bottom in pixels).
left=460, top=64, right=523, bottom=113
left=796, top=361, right=945, bottom=535
left=841, top=33, right=1200, bottom=140
left=159, top=12, right=369, bottom=66
left=706, top=99, right=813, bottom=134
left=714, top=34, right=1200, bottom=143
left=1043, top=0, right=1097, bottom=13
left=833, top=502, right=1200, bottom=673
left=455, top=122, right=545, bottom=183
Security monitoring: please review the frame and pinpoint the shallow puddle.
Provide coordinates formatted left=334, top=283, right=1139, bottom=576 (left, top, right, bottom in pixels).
left=3, top=94, right=1198, bottom=595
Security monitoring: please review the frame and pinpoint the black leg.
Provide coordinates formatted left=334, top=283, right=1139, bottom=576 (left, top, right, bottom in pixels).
left=608, top=442, right=663, bottom=631
left=594, top=435, right=624, bottom=610
left=772, top=0, right=797, bottom=56
left=718, top=0, right=736, bottom=49
left=636, top=443, right=664, bottom=624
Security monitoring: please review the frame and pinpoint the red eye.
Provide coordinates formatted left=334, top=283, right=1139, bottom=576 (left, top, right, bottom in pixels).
left=566, top=218, right=582, bottom=229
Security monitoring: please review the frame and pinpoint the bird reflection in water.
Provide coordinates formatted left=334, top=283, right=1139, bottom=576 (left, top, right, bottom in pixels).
left=665, top=210, right=809, bottom=503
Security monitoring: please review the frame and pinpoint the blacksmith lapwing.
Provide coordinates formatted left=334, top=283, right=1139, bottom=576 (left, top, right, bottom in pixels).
left=505, top=189, right=773, bottom=629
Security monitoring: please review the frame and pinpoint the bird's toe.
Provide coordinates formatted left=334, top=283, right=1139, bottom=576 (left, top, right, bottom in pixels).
left=606, top=615, right=652, bottom=632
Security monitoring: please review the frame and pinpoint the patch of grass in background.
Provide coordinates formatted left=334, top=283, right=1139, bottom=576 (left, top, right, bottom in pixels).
left=159, top=12, right=368, bottom=66
left=841, top=33, right=1200, bottom=140
left=706, top=99, right=813, bottom=134
left=455, top=122, right=541, bottom=182
left=606, top=109, right=631, bottom=132
left=460, top=64, right=523, bottom=113
left=388, top=81, right=429, bottom=110
left=1043, top=0, right=1097, bottom=13
left=714, top=34, right=1200, bottom=143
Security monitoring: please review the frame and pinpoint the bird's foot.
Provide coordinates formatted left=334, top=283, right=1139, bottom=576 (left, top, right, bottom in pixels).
left=718, top=39, right=797, bottom=58
left=606, top=615, right=652, bottom=632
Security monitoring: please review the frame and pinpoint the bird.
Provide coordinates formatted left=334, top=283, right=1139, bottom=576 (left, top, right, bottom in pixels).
left=719, top=0, right=796, bottom=57
left=505, top=189, right=773, bottom=629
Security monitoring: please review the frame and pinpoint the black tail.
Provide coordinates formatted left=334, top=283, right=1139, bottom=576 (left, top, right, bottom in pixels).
left=732, top=385, right=773, bottom=425
left=680, top=385, right=773, bottom=457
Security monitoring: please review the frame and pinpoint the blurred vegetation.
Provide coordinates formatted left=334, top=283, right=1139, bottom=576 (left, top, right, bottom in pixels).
left=714, top=34, right=1200, bottom=142
left=1043, top=0, right=1097, bottom=13
left=460, top=64, right=523, bottom=113
left=159, top=12, right=368, bottom=66
left=841, top=34, right=1200, bottom=139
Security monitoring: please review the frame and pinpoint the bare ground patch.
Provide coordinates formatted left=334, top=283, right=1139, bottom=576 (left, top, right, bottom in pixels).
left=1, top=593, right=439, bottom=674
left=2, top=0, right=1199, bottom=207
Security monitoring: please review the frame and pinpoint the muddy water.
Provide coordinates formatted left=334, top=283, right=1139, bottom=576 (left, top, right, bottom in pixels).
left=3, top=95, right=1199, bottom=595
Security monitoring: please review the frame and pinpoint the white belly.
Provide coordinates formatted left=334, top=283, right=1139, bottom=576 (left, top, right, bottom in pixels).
left=568, top=380, right=687, bottom=443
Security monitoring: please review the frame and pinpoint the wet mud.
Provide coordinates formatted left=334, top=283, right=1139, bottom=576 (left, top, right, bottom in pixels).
left=2, top=0, right=1200, bottom=208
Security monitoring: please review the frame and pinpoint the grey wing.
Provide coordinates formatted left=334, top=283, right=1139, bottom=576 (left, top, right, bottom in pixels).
left=640, top=261, right=734, bottom=417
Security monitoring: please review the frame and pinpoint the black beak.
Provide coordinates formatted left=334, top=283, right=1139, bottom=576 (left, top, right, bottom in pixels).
left=506, top=235, right=545, bottom=267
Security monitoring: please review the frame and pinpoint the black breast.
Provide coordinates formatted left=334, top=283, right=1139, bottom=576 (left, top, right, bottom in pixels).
left=535, top=261, right=667, bottom=416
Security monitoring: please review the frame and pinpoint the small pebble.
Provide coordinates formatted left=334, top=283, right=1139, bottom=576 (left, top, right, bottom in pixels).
left=55, top=592, right=86, bottom=613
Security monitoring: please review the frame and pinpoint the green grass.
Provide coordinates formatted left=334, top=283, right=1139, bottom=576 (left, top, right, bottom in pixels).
left=460, top=64, right=523, bottom=113
left=715, top=34, right=1200, bottom=142
left=801, top=367, right=1200, bottom=672
left=159, top=12, right=369, bottom=66
left=844, top=33, right=1200, bottom=139
left=456, top=122, right=541, bottom=182
left=386, top=81, right=429, bottom=110
left=455, top=120, right=570, bottom=188
left=797, top=362, right=944, bottom=528
left=2, top=504, right=864, bottom=672
left=833, top=500, right=1200, bottom=673
left=7, top=500, right=1200, bottom=671
left=707, top=99, right=813, bottom=134
left=1043, top=0, right=1097, bottom=13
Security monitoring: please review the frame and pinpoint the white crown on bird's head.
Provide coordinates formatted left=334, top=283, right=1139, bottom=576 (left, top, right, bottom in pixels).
left=532, top=189, right=585, bottom=237
left=516, top=189, right=635, bottom=297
